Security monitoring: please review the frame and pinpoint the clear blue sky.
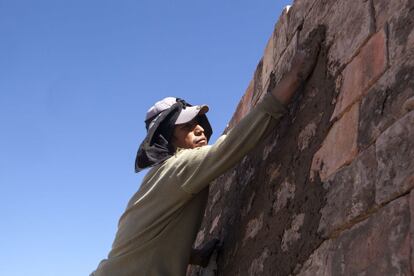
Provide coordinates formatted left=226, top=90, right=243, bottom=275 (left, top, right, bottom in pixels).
left=0, top=1, right=292, bottom=275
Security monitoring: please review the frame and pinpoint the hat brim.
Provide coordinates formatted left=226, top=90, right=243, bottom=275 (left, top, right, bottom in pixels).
left=175, top=105, right=209, bottom=125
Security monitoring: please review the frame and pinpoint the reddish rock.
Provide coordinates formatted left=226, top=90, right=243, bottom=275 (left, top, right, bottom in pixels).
left=311, top=102, right=359, bottom=182
left=318, top=146, right=377, bottom=238
left=272, top=6, right=290, bottom=64
left=261, top=7, right=291, bottom=93
left=375, top=110, right=414, bottom=205
left=331, top=29, right=388, bottom=120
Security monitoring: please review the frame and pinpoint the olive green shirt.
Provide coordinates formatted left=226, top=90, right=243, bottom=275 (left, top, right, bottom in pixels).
left=91, top=93, right=286, bottom=276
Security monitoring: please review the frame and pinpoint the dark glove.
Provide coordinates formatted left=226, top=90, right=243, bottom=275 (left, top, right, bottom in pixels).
left=189, top=238, right=221, bottom=267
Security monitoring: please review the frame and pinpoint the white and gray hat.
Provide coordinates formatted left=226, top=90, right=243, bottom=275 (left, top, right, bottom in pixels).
left=135, top=96, right=212, bottom=173
left=145, top=97, right=209, bottom=127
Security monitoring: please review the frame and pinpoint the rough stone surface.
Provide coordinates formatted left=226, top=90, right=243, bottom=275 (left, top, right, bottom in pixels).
left=281, top=213, right=305, bottom=252
left=373, top=0, right=413, bottom=31
left=311, top=102, right=359, bottom=182
left=297, top=122, right=317, bottom=151
left=243, top=213, right=264, bottom=245
left=188, top=0, right=414, bottom=275
left=248, top=248, right=270, bottom=276
left=299, top=196, right=411, bottom=276
left=387, top=2, right=414, bottom=65
left=295, top=240, right=333, bottom=276
left=358, top=56, right=414, bottom=150
left=318, top=146, right=378, bottom=238
left=332, top=29, right=388, bottom=120
left=375, top=111, right=414, bottom=205
left=330, top=196, right=411, bottom=276
left=297, top=0, right=374, bottom=76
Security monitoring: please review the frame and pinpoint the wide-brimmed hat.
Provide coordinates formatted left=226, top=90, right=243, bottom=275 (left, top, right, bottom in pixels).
left=135, top=97, right=213, bottom=172
left=145, top=97, right=209, bottom=129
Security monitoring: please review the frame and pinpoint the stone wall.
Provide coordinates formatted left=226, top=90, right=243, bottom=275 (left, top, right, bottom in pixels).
left=188, top=0, right=414, bottom=275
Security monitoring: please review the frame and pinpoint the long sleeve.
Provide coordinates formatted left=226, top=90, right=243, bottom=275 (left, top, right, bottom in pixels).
left=168, top=92, right=287, bottom=195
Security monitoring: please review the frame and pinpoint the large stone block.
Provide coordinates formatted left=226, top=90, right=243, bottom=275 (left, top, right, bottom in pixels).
left=286, top=0, right=318, bottom=41
left=298, top=0, right=374, bottom=76
left=358, top=56, right=414, bottom=149
left=382, top=0, right=414, bottom=65
left=375, top=110, right=414, bottom=205
left=311, top=102, right=359, bottom=182
left=261, top=6, right=290, bottom=93
left=325, top=0, right=374, bottom=76
left=331, top=29, right=388, bottom=120
left=301, top=196, right=411, bottom=275
left=331, top=196, right=411, bottom=275
left=318, top=146, right=377, bottom=238
left=272, top=6, right=290, bottom=64
left=373, top=0, right=414, bottom=31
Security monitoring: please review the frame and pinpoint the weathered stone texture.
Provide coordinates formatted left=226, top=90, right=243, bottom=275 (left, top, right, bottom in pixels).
left=331, top=196, right=411, bottom=276
left=318, top=146, right=377, bottom=238
left=331, top=29, right=388, bottom=120
left=300, top=196, right=411, bottom=275
left=358, top=56, right=414, bottom=150
left=375, top=111, right=414, bottom=205
left=386, top=1, right=414, bottom=65
left=295, top=0, right=374, bottom=76
left=188, top=0, right=414, bottom=275
left=311, top=102, right=359, bottom=182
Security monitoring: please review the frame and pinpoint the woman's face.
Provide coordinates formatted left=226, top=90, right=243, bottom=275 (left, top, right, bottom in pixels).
left=171, top=117, right=207, bottom=149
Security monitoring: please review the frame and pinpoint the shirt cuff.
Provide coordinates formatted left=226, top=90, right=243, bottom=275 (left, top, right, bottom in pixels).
left=256, top=93, right=288, bottom=118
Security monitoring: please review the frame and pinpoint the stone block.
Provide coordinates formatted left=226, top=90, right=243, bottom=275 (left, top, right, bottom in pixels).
left=298, top=0, right=374, bottom=76
left=375, top=111, right=414, bottom=205
left=358, top=57, right=414, bottom=149
left=373, top=0, right=413, bottom=31
left=318, top=146, right=377, bottom=238
left=261, top=7, right=291, bottom=92
left=332, top=29, right=388, bottom=120
left=272, top=6, right=290, bottom=64
left=286, top=0, right=318, bottom=42
left=331, top=196, right=411, bottom=275
left=325, top=0, right=374, bottom=76
left=311, top=102, right=359, bottom=182
left=261, top=35, right=275, bottom=94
